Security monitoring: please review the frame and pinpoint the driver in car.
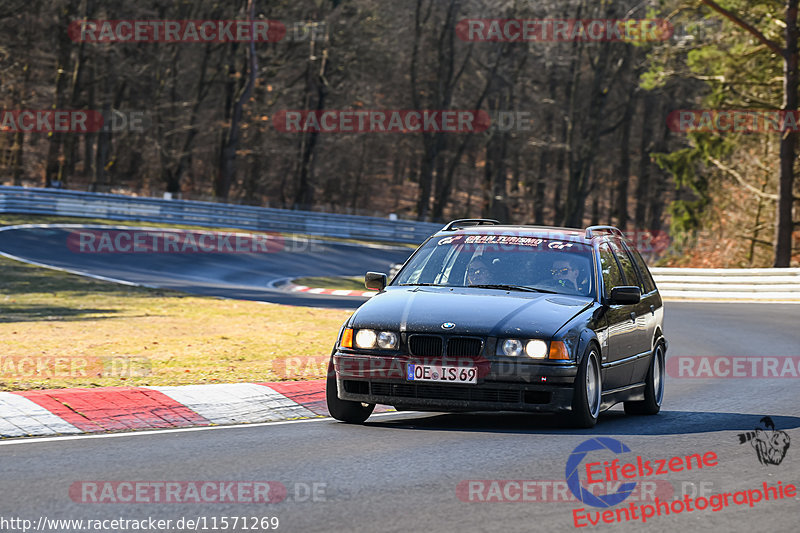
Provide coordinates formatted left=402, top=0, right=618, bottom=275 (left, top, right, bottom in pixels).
left=466, top=256, right=493, bottom=285
left=551, top=259, right=580, bottom=291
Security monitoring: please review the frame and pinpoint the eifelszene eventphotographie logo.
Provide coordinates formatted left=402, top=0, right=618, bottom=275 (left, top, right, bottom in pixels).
left=566, top=437, right=638, bottom=508
left=565, top=437, right=719, bottom=508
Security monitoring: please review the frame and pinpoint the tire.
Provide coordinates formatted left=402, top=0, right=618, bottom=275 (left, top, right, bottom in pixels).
left=624, top=343, right=665, bottom=416
left=326, top=358, right=375, bottom=424
left=569, top=346, right=602, bottom=428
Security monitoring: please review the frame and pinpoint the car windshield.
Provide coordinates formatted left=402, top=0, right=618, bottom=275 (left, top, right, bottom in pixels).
left=393, top=233, right=595, bottom=297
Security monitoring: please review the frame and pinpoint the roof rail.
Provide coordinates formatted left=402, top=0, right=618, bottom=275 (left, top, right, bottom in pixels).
left=442, top=219, right=500, bottom=231
left=585, top=225, right=624, bottom=239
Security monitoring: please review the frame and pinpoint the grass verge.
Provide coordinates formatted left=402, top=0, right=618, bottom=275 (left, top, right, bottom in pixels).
left=0, top=255, right=351, bottom=391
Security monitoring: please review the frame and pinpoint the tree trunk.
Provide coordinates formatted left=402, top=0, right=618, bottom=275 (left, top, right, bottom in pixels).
left=10, top=83, right=27, bottom=186
left=91, top=54, right=114, bottom=191
left=648, top=102, right=671, bottom=232
left=775, top=0, right=798, bottom=266
left=216, top=0, right=259, bottom=200
left=170, top=44, right=213, bottom=195
left=635, top=94, right=655, bottom=228
left=11, top=130, right=24, bottom=186
left=60, top=0, right=90, bottom=185
left=351, top=142, right=367, bottom=212
left=614, top=86, right=637, bottom=230
left=292, top=12, right=329, bottom=208
left=83, top=56, right=95, bottom=179
left=44, top=0, right=79, bottom=187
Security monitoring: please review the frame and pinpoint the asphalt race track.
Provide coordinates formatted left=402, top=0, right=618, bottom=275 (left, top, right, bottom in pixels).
left=0, top=225, right=414, bottom=308
left=0, top=225, right=798, bottom=532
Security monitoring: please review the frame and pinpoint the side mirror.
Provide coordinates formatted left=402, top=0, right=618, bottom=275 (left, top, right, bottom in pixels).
left=365, top=272, right=387, bottom=291
left=610, top=286, right=641, bottom=305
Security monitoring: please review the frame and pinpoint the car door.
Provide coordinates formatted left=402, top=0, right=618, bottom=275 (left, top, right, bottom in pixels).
left=625, top=243, right=662, bottom=383
left=608, top=239, right=653, bottom=384
left=597, top=242, right=636, bottom=390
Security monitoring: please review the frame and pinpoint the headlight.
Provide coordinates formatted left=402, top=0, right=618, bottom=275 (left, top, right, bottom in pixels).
left=377, top=331, right=398, bottom=350
left=355, top=329, right=377, bottom=349
left=353, top=329, right=398, bottom=350
left=502, top=339, right=523, bottom=357
left=499, top=338, right=552, bottom=358
left=525, top=340, right=548, bottom=359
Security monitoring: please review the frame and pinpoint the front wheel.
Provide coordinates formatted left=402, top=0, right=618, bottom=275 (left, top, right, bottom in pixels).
left=326, top=358, right=375, bottom=424
left=569, top=347, right=602, bottom=428
left=624, top=343, right=664, bottom=416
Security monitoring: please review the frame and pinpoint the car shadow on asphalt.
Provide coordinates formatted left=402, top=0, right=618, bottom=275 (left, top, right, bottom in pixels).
left=363, top=410, right=800, bottom=435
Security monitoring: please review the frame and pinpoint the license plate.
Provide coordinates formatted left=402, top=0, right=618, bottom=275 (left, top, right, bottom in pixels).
left=407, top=364, right=477, bottom=384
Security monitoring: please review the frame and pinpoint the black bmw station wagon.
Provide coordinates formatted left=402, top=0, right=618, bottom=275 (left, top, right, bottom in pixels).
left=326, top=220, right=666, bottom=428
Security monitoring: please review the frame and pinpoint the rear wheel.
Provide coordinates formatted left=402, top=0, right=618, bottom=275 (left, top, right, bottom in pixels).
left=326, top=358, right=375, bottom=424
left=624, top=343, right=664, bottom=416
left=569, top=347, right=602, bottom=428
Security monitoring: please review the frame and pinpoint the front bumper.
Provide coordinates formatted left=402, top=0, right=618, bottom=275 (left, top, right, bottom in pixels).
left=333, top=352, right=578, bottom=413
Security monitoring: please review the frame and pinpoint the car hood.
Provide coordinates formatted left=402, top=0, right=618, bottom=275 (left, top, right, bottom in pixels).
left=351, top=286, right=594, bottom=338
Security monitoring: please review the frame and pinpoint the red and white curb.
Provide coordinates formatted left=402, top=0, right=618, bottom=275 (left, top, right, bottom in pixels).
left=0, top=381, right=391, bottom=439
left=289, top=284, right=376, bottom=298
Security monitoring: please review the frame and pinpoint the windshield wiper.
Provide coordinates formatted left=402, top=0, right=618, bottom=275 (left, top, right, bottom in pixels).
left=397, top=283, right=447, bottom=286
left=467, top=284, right=557, bottom=293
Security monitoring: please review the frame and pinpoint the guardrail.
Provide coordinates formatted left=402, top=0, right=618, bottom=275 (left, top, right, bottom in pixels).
left=0, top=186, right=443, bottom=244
left=650, top=267, right=800, bottom=301
left=3, top=187, right=798, bottom=301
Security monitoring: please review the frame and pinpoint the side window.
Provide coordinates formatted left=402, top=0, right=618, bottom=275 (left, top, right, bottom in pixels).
left=598, top=243, right=624, bottom=299
left=609, top=240, right=641, bottom=289
left=627, top=245, right=656, bottom=294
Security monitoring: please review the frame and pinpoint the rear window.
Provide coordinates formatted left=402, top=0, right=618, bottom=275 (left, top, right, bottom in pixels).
left=598, top=243, right=624, bottom=299
left=628, top=245, right=657, bottom=294
left=608, top=240, right=641, bottom=288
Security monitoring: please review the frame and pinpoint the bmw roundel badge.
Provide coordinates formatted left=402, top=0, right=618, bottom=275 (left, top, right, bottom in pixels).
left=441, top=322, right=455, bottom=329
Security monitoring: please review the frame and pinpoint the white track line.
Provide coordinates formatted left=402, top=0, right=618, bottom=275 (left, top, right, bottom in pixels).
left=0, top=411, right=408, bottom=446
